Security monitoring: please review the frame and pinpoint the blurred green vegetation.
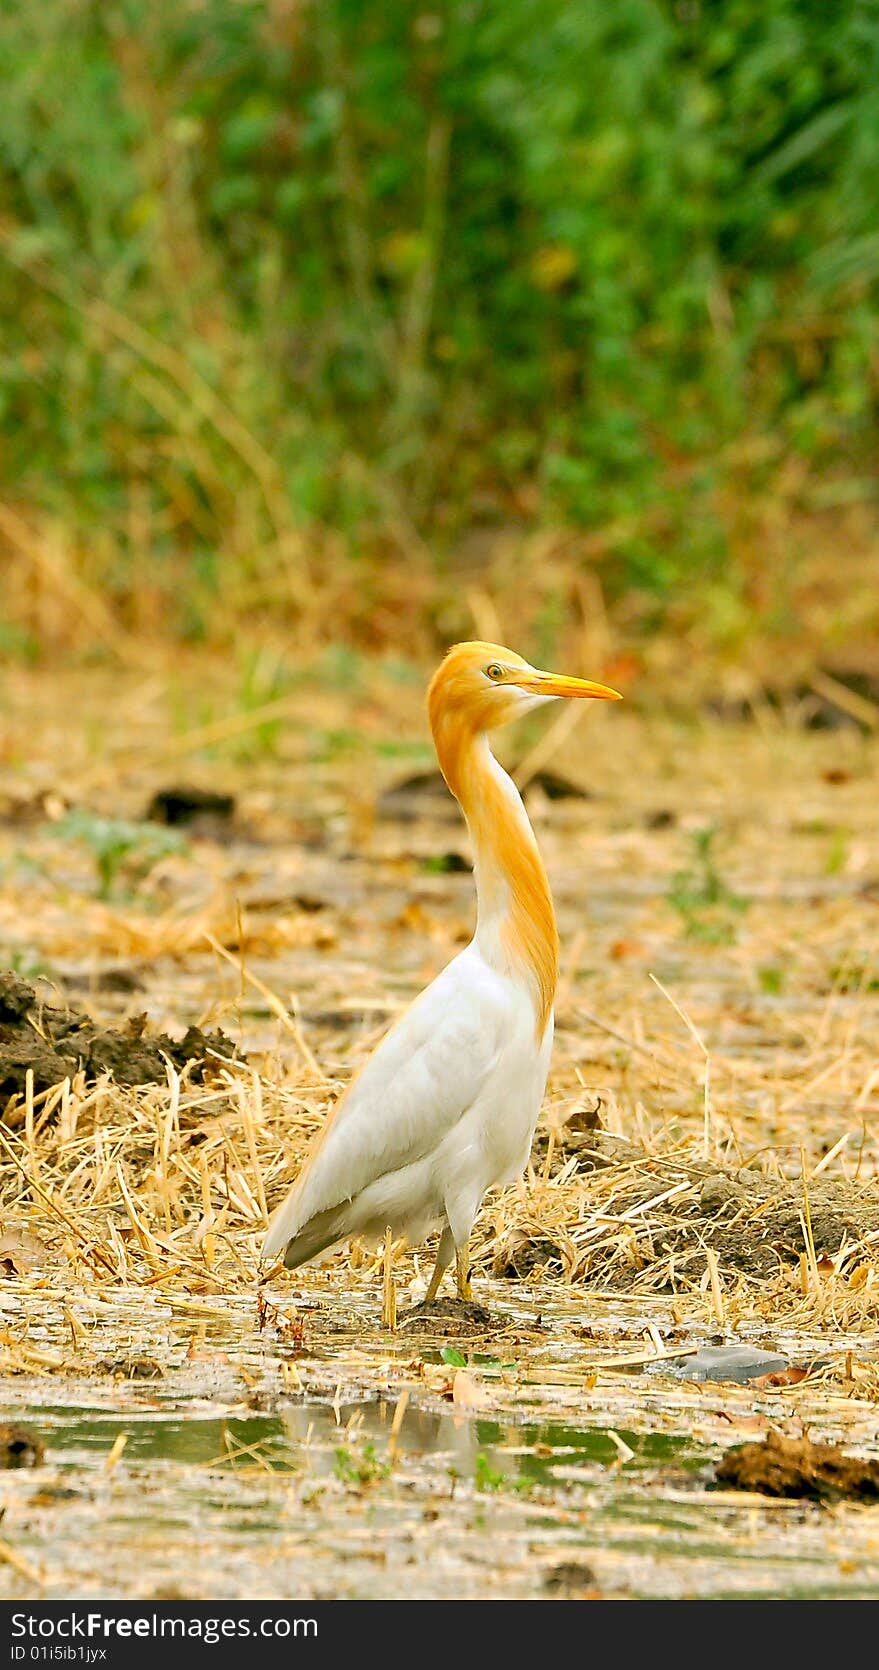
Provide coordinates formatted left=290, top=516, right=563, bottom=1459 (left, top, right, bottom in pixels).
left=0, top=0, right=878, bottom=645
left=52, top=808, right=185, bottom=900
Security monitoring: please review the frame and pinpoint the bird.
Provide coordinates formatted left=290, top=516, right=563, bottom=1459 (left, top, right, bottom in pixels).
left=262, top=641, right=621, bottom=1302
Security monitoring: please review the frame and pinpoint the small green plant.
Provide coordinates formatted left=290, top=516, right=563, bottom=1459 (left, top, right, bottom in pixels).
left=311, top=727, right=364, bottom=761
left=828, top=959, right=879, bottom=993
left=374, top=740, right=433, bottom=761
left=421, top=853, right=470, bottom=875
left=6, top=850, right=51, bottom=885
left=473, top=1451, right=535, bottom=1496
left=758, top=964, right=786, bottom=995
left=7, top=949, right=53, bottom=981
left=667, top=828, right=747, bottom=944
left=54, top=810, right=185, bottom=900
left=824, top=829, right=850, bottom=876
left=231, top=646, right=296, bottom=759
left=333, top=1441, right=389, bottom=1488
left=0, top=623, right=40, bottom=663
left=474, top=1452, right=507, bottom=1492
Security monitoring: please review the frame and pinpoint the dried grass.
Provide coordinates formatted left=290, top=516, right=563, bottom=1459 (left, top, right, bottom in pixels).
left=0, top=657, right=877, bottom=1374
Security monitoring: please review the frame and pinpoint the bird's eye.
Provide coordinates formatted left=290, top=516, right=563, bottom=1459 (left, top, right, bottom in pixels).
left=484, top=663, right=505, bottom=682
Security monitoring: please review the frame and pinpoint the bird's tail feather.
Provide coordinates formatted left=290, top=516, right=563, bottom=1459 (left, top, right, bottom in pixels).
left=263, top=1201, right=351, bottom=1270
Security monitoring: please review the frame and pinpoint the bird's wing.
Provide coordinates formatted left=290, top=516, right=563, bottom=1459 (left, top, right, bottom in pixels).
left=262, top=952, right=506, bottom=1257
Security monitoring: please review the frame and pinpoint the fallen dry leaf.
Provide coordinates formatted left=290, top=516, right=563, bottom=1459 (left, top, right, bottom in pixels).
left=752, top=1364, right=810, bottom=1388
left=451, top=1368, right=492, bottom=1410
left=610, top=939, right=647, bottom=960
left=0, top=1225, right=51, bottom=1275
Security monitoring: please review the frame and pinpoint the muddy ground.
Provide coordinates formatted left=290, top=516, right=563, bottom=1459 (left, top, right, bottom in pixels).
left=0, top=970, right=240, bottom=1103
left=0, top=654, right=877, bottom=1598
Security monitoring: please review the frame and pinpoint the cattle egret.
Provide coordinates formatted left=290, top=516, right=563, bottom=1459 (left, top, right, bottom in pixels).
left=262, top=642, right=621, bottom=1302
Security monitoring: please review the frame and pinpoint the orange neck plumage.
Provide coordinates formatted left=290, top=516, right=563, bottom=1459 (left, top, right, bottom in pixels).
left=429, top=703, right=559, bottom=1037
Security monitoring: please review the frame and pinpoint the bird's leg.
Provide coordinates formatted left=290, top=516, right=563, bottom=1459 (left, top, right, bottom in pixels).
left=455, top=1242, right=473, bottom=1302
left=424, top=1225, right=454, bottom=1303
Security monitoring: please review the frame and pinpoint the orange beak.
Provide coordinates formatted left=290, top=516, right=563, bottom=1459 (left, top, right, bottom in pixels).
left=517, top=668, right=623, bottom=701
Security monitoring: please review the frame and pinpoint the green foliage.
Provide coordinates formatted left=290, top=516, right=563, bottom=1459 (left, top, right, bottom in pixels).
left=1, top=0, right=878, bottom=624
left=54, top=809, right=185, bottom=899
left=7, top=949, right=53, bottom=981
left=474, top=1451, right=507, bottom=1492
left=828, top=957, right=879, bottom=992
left=824, top=828, right=850, bottom=875
left=0, top=623, right=40, bottom=663
left=229, top=645, right=295, bottom=758
left=667, top=826, right=747, bottom=942
left=421, top=852, right=470, bottom=874
left=333, top=1441, right=389, bottom=1487
left=473, top=1450, right=534, bottom=1495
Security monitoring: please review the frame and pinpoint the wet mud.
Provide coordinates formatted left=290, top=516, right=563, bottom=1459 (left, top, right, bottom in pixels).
left=716, top=1431, right=879, bottom=1502
left=0, top=972, right=240, bottom=1106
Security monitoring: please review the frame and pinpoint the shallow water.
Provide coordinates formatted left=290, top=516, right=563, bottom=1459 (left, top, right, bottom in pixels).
left=2, top=1289, right=878, bottom=1602
left=1, top=677, right=878, bottom=1599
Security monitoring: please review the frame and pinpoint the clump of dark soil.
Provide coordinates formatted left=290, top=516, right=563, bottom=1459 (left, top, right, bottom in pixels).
left=524, top=1129, right=879, bottom=1287
left=99, top=1356, right=164, bottom=1381
left=146, top=785, right=236, bottom=832
left=0, top=971, right=241, bottom=1112
left=543, top=1560, right=601, bottom=1598
left=684, top=1165, right=865, bottom=1277
left=378, top=767, right=591, bottom=822
left=499, top=1236, right=565, bottom=1279
left=398, top=1297, right=498, bottom=1335
left=706, top=667, right=879, bottom=732
left=0, top=1424, right=43, bottom=1469
left=715, top=1431, right=879, bottom=1502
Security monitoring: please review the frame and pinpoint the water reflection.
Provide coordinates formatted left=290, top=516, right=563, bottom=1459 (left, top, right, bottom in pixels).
left=10, top=1396, right=697, bottom=1485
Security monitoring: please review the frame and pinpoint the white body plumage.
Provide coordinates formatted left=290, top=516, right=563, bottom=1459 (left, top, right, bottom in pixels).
left=262, top=642, right=620, bottom=1298
left=262, top=941, right=553, bottom=1263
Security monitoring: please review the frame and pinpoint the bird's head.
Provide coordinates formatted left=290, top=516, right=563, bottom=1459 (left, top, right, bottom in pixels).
left=428, top=641, right=621, bottom=737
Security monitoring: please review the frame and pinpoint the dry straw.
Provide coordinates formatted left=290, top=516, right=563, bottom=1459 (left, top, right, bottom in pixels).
left=0, top=664, right=876, bottom=1368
